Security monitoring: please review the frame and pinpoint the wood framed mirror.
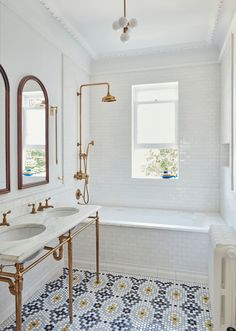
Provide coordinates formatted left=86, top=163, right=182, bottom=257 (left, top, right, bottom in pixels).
left=18, top=76, right=49, bottom=189
left=0, top=65, right=10, bottom=194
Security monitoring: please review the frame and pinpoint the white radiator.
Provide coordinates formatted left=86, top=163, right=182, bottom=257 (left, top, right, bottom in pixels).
left=209, top=225, right=236, bottom=331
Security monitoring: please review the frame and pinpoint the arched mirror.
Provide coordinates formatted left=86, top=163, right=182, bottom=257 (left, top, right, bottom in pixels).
left=18, top=76, right=49, bottom=189
left=0, top=65, right=10, bottom=194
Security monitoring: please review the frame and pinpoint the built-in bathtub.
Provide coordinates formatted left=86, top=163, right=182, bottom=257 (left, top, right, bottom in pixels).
left=98, top=206, right=224, bottom=233
left=76, top=206, right=225, bottom=283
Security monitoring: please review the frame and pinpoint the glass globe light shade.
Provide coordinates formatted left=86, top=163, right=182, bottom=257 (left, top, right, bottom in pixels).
left=112, top=21, right=120, bottom=31
left=129, top=18, right=138, bottom=28
left=118, top=16, right=128, bottom=28
left=120, top=32, right=130, bottom=43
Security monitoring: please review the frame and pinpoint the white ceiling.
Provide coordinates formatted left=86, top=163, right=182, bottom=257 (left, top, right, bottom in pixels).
left=41, top=0, right=236, bottom=58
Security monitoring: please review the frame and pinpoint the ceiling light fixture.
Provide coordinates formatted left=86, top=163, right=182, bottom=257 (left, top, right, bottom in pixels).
left=112, top=0, right=138, bottom=43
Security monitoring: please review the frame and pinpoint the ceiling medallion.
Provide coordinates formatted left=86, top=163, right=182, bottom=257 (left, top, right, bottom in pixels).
left=112, top=0, right=138, bottom=43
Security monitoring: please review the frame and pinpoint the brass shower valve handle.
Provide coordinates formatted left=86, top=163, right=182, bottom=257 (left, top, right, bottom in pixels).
left=75, top=189, right=83, bottom=203
left=74, top=171, right=87, bottom=181
left=81, top=153, right=87, bottom=160
left=1, top=210, right=11, bottom=226
left=28, top=203, right=37, bottom=214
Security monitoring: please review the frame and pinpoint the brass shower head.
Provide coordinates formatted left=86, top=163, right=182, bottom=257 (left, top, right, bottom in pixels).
left=102, top=92, right=117, bottom=103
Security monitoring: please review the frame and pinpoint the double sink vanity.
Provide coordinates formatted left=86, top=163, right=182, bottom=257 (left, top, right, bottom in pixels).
left=0, top=57, right=102, bottom=331
left=0, top=202, right=101, bottom=331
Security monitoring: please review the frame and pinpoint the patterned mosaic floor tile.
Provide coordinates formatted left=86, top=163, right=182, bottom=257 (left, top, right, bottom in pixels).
left=0, top=268, right=213, bottom=330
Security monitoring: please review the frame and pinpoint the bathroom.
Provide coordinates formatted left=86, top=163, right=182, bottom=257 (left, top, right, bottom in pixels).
left=0, top=0, right=235, bottom=330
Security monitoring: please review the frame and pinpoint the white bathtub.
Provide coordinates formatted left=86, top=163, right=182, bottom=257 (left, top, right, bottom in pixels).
left=77, top=206, right=225, bottom=282
left=98, top=206, right=224, bottom=233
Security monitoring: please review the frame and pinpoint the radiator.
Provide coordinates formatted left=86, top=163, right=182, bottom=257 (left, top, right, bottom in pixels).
left=209, top=225, right=236, bottom=331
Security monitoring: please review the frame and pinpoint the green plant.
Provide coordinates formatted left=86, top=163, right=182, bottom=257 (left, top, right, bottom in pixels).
left=142, top=149, right=178, bottom=177
left=24, top=149, right=46, bottom=174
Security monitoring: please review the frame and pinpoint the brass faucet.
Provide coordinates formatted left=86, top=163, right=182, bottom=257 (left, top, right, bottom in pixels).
left=44, top=197, right=54, bottom=209
left=0, top=211, right=11, bottom=226
left=37, top=198, right=54, bottom=212
left=28, top=203, right=37, bottom=214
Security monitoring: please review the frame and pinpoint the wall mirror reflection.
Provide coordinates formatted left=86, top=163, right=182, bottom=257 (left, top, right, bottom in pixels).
left=0, top=64, right=10, bottom=194
left=18, top=76, right=49, bottom=189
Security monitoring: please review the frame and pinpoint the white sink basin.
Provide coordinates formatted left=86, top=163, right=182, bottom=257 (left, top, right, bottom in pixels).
left=0, top=224, right=46, bottom=241
left=46, top=207, right=79, bottom=218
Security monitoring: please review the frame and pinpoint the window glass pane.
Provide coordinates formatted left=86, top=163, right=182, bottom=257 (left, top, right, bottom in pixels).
left=132, top=148, right=178, bottom=178
left=137, top=103, right=176, bottom=144
left=136, top=83, right=178, bottom=102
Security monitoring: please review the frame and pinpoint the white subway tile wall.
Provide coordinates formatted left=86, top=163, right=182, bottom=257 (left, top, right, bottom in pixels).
left=220, top=38, right=236, bottom=229
left=90, top=64, right=220, bottom=212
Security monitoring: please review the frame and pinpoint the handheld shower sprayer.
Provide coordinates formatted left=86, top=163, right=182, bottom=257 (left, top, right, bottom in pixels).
left=75, top=140, right=94, bottom=204
left=87, top=140, right=94, bottom=154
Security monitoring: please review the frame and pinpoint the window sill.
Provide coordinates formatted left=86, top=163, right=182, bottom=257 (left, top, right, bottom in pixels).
left=132, top=176, right=179, bottom=180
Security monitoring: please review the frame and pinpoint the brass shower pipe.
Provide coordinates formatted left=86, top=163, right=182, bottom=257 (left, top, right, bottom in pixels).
left=74, top=82, right=116, bottom=204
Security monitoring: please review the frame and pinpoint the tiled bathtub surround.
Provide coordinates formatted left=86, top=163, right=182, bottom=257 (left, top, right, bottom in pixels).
left=73, top=221, right=212, bottom=283
left=71, top=207, right=223, bottom=285
left=0, top=268, right=213, bottom=331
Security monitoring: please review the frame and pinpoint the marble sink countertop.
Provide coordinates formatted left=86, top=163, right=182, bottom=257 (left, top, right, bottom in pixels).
left=0, top=204, right=100, bottom=264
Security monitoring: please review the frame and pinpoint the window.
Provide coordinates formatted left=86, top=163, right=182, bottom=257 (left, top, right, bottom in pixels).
left=132, top=82, right=179, bottom=179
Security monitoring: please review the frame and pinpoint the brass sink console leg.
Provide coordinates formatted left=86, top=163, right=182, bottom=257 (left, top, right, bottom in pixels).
left=15, top=263, right=24, bottom=331
left=0, top=213, right=100, bottom=331
left=96, top=211, right=100, bottom=284
left=68, top=231, right=73, bottom=324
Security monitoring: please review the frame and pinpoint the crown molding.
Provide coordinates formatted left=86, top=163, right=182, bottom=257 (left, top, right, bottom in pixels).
left=96, top=42, right=216, bottom=60
left=92, top=44, right=219, bottom=76
left=0, top=0, right=91, bottom=74
left=207, top=0, right=225, bottom=43
left=92, top=61, right=219, bottom=77
left=1, top=0, right=224, bottom=68
left=39, top=0, right=96, bottom=59
left=39, top=0, right=224, bottom=61
left=38, top=0, right=224, bottom=61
